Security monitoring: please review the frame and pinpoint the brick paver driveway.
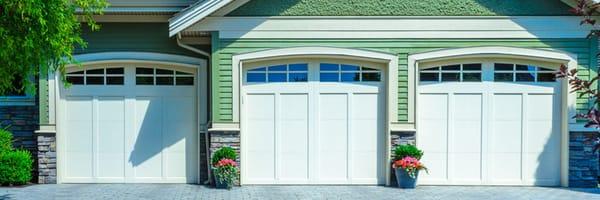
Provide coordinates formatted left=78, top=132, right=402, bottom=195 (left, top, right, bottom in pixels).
left=0, top=184, right=598, bottom=200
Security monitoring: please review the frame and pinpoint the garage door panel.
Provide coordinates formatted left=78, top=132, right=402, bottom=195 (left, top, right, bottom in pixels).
left=246, top=94, right=276, bottom=181
left=418, top=94, right=448, bottom=153
left=451, top=94, right=482, bottom=182
left=65, top=97, right=94, bottom=179
left=279, top=94, right=309, bottom=180
left=133, top=97, right=164, bottom=179
left=351, top=94, right=381, bottom=180
left=97, top=97, right=126, bottom=179
left=318, top=94, right=348, bottom=181
left=164, top=97, right=196, bottom=179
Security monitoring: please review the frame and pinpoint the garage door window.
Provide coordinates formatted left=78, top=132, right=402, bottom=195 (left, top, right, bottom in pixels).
left=419, top=63, right=482, bottom=82
left=135, top=67, right=194, bottom=86
left=319, top=63, right=381, bottom=82
left=66, top=67, right=125, bottom=85
left=494, top=63, right=556, bottom=82
left=247, top=63, right=309, bottom=83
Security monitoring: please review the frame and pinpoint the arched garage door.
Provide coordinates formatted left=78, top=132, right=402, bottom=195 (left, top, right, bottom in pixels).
left=59, top=65, right=199, bottom=183
left=417, top=61, right=561, bottom=186
left=241, top=59, right=387, bottom=185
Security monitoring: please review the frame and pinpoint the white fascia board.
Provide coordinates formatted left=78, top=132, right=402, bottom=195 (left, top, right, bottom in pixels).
left=169, top=0, right=234, bottom=37
left=186, top=16, right=593, bottom=39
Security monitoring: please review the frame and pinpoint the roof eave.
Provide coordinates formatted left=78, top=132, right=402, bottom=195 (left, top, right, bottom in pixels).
left=169, top=0, right=235, bottom=37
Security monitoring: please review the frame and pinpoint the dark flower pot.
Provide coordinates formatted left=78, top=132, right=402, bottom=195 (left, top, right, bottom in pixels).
left=215, top=178, right=231, bottom=189
left=395, top=168, right=419, bottom=189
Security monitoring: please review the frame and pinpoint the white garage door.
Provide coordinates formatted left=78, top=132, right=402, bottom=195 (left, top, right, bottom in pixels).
left=242, top=61, right=386, bottom=184
left=418, top=62, right=561, bottom=186
left=60, top=66, right=199, bottom=183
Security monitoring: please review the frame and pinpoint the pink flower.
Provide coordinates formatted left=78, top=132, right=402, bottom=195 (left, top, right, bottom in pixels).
left=216, top=158, right=237, bottom=167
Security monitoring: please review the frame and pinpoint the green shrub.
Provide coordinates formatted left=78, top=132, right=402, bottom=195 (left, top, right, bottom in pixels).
left=0, top=149, right=33, bottom=185
left=211, top=146, right=237, bottom=166
left=393, top=144, right=424, bottom=161
left=0, top=129, right=14, bottom=153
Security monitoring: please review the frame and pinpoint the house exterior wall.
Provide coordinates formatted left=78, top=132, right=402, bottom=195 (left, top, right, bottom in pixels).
left=0, top=103, right=39, bottom=183
left=228, top=0, right=572, bottom=16
left=211, top=38, right=595, bottom=123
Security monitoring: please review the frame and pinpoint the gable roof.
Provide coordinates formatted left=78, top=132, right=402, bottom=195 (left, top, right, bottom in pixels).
left=169, top=0, right=585, bottom=37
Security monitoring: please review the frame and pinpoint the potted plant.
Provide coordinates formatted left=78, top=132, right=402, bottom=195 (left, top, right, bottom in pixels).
left=211, top=146, right=238, bottom=189
left=392, top=144, right=427, bottom=189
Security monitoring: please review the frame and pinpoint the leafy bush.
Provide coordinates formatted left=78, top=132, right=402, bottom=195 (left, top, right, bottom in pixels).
left=0, top=150, right=33, bottom=185
left=211, top=146, right=237, bottom=166
left=393, top=144, right=423, bottom=161
left=0, top=129, right=14, bottom=153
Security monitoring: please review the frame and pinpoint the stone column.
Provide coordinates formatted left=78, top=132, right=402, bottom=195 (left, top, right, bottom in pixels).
left=36, top=132, right=56, bottom=184
left=569, top=131, right=599, bottom=188
left=208, top=130, right=241, bottom=185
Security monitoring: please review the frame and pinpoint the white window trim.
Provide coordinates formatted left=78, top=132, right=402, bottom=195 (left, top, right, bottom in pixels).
left=408, top=46, right=578, bottom=187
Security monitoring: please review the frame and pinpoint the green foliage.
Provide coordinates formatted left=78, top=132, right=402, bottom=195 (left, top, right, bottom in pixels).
left=0, top=149, right=33, bottom=185
left=393, top=144, right=423, bottom=161
left=0, top=129, right=14, bottom=153
left=0, top=0, right=108, bottom=95
left=211, top=146, right=237, bottom=166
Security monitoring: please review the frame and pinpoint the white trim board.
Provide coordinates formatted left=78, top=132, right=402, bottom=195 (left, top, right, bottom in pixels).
left=169, top=0, right=235, bottom=37
left=407, top=46, right=577, bottom=187
left=184, top=16, right=592, bottom=39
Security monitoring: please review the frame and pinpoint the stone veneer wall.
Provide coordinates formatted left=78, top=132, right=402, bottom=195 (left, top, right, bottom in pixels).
left=208, top=131, right=241, bottom=185
left=390, top=131, right=417, bottom=186
left=569, top=131, right=599, bottom=188
left=37, top=133, right=56, bottom=184
left=0, top=103, right=39, bottom=183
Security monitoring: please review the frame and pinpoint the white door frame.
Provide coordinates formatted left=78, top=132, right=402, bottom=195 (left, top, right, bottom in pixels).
left=408, top=46, right=578, bottom=187
left=232, top=47, right=399, bottom=185
left=51, top=52, right=207, bottom=183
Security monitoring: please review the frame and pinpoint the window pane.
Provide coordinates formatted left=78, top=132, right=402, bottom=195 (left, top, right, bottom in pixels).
left=516, top=72, right=535, bottom=82
left=66, top=76, right=84, bottom=85
left=176, top=71, right=193, bottom=75
left=86, top=76, right=104, bottom=85
left=320, top=63, right=339, bottom=71
left=68, top=70, right=84, bottom=75
left=289, top=73, right=308, bottom=82
left=538, top=67, right=554, bottom=71
left=156, top=69, right=173, bottom=75
left=516, top=64, right=536, bottom=72
left=156, top=77, right=174, bottom=85
left=106, top=68, right=124, bottom=74
left=441, top=73, right=460, bottom=82
left=537, top=73, right=556, bottom=82
left=289, top=63, right=308, bottom=71
left=462, top=64, right=482, bottom=71
left=106, top=77, right=124, bottom=85
left=268, top=65, right=286, bottom=71
left=320, top=73, right=339, bottom=82
left=87, top=69, right=104, bottom=75
left=494, top=73, right=513, bottom=82
left=268, top=73, right=286, bottom=82
left=421, top=67, right=439, bottom=71
left=495, top=63, right=514, bottom=71
left=136, top=68, right=154, bottom=75
left=341, top=72, right=360, bottom=82
left=341, top=64, right=360, bottom=71
left=136, top=77, right=154, bottom=85
left=176, top=77, right=195, bottom=85
left=419, top=73, right=439, bottom=82
left=249, top=67, right=266, bottom=72
left=247, top=73, right=266, bottom=82
left=362, top=67, right=378, bottom=71
left=362, top=72, right=381, bottom=82
left=441, top=65, right=460, bottom=71
left=462, top=73, right=481, bottom=82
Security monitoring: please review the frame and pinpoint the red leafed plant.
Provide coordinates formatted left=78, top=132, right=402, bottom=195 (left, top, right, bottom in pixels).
left=392, top=156, right=427, bottom=179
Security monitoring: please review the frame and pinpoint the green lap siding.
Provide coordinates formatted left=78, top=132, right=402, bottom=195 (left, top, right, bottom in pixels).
left=212, top=38, right=597, bottom=123
left=228, top=0, right=572, bottom=16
